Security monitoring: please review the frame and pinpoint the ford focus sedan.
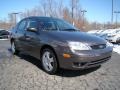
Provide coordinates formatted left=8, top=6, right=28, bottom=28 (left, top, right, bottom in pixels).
left=10, top=16, right=113, bottom=74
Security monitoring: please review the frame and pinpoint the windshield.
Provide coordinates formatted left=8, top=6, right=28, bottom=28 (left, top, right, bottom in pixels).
left=38, top=18, right=78, bottom=31
left=0, top=30, right=9, bottom=35
left=55, top=19, right=77, bottom=31
left=116, top=30, right=120, bottom=33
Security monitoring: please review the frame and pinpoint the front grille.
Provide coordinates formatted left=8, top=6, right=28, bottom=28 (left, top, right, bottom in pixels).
left=91, top=44, right=106, bottom=49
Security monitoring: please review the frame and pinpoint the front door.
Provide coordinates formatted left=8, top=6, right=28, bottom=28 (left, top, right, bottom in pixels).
left=24, top=18, right=40, bottom=58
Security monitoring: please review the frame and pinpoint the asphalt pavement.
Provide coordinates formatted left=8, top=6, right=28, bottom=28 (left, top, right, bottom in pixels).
left=0, top=40, right=120, bottom=90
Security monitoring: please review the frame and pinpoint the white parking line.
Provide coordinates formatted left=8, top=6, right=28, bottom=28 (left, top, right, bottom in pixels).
left=0, top=39, right=9, bottom=40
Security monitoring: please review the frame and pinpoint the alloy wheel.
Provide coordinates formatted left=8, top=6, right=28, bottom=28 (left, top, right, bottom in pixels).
left=42, top=51, right=54, bottom=71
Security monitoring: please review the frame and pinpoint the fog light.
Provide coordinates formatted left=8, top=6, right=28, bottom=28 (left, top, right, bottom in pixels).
left=63, top=53, right=71, bottom=58
left=73, top=62, right=87, bottom=67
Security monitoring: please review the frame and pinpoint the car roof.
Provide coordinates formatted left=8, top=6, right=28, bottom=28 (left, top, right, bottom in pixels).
left=23, top=16, right=57, bottom=20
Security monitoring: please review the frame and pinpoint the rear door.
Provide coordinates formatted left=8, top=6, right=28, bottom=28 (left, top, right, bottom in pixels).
left=14, top=19, right=27, bottom=51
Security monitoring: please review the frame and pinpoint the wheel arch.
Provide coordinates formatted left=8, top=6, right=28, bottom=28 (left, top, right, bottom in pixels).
left=10, top=38, right=14, bottom=44
left=40, top=44, right=60, bottom=67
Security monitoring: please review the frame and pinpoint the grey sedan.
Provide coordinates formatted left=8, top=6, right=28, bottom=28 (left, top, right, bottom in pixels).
left=10, top=17, right=113, bottom=74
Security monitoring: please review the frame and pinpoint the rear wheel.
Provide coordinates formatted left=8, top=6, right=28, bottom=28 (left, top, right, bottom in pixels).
left=41, top=48, right=58, bottom=74
left=11, top=41, right=19, bottom=54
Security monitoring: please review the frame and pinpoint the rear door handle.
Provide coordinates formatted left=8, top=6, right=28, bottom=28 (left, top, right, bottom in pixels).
left=25, top=36, right=31, bottom=40
left=26, top=37, right=31, bottom=40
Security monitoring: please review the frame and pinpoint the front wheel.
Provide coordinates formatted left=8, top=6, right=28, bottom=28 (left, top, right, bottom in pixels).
left=41, top=48, right=58, bottom=74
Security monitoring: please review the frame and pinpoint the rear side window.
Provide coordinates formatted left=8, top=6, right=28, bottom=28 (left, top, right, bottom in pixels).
left=17, top=20, right=27, bottom=31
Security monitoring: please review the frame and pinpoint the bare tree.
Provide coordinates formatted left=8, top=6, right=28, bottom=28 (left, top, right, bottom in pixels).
left=8, top=13, right=16, bottom=27
left=0, top=20, right=12, bottom=30
left=48, top=0, right=53, bottom=16
left=70, top=0, right=80, bottom=19
left=57, top=0, right=63, bottom=18
left=40, top=0, right=48, bottom=16
left=40, top=0, right=57, bottom=17
left=63, top=7, right=72, bottom=23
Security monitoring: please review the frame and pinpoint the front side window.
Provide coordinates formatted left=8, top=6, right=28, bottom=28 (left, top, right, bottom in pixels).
left=39, top=19, right=57, bottom=31
left=28, top=20, right=38, bottom=29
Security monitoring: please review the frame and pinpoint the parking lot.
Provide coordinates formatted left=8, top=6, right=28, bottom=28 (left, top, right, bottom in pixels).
left=0, top=40, right=120, bottom=90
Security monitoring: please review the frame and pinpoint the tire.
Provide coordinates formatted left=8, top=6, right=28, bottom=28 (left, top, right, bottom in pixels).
left=11, top=41, right=19, bottom=55
left=41, top=48, right=58, bottom=74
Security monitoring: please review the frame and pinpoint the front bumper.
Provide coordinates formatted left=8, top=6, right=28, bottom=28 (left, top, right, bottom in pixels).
left=57, top=47, right=113, bottom=70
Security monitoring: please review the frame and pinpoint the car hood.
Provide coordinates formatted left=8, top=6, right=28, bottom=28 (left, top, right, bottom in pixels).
left=43, top=31, right=106, bottom=45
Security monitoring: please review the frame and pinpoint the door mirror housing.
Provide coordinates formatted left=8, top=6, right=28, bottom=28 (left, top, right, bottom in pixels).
left=27, top=27, right=38, bottom=32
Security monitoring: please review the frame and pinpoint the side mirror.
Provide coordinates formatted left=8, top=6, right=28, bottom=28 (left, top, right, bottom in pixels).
left=27, top=27, right=37, bottom=32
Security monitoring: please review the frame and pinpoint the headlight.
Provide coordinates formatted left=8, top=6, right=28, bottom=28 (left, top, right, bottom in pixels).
left=68, top=41, right=91, bottom=52
left=106, top=41, right=113, bottom=47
